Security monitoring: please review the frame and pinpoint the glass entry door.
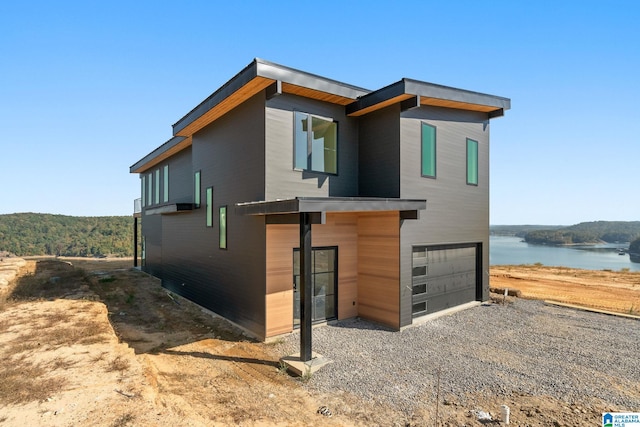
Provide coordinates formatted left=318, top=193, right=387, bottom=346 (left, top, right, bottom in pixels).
left=293, top=247, right=337, bottom=327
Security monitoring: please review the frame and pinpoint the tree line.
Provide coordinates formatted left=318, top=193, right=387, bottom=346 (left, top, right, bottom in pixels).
left=524, top=221, right=640, bottom=245
left=0, top=213, right=133, bottom=257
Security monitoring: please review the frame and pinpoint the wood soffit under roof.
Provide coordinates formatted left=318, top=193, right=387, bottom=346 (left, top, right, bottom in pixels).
left=131, top=136, right=192, bottom=173
left=174, top=79, right=357, bottom=139
left=170, top=75, right=506, bottom=140
left=133, top=60, right=509, bottom=174
left=419, top=96, right=499, bottom=113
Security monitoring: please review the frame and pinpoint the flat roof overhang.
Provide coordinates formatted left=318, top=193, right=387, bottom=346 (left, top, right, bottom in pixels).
left=346, top=78, right=511, bottom=117
left=235, top=197, right=426, bottom=222
left=131, top=59, right=370, bottom=174
left=130, top=136, right=191, bottom=174
left=173, top=59, right=369, bottom=138
left=144, top=203, right=194, bottom=216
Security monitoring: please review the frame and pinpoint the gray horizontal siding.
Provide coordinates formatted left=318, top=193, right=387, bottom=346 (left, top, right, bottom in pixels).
left=358, top=104, right=400, bottom=198
left=165, top=147, right=193, bottom=204
left=265, top=93, right=359, bottom=200
left=156, top=92, right=268, bottom=339
left=399, top=106, right=491, bottom=327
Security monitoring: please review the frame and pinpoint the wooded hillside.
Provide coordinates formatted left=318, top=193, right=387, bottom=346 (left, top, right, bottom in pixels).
left=524, top=221, right=640, bottom=245
left=0, top=213, right=133, bottom=257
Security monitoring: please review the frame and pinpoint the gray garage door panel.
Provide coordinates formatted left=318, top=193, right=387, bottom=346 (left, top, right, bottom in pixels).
left=412, top=244, right=478, bottom=317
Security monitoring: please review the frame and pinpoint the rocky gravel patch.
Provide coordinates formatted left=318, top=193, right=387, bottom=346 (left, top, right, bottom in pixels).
left=276, top=299, right=640, bottom=415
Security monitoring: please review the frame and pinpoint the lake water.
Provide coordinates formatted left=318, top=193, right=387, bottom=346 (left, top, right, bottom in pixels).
left=490, top=235, right=640, bottom=272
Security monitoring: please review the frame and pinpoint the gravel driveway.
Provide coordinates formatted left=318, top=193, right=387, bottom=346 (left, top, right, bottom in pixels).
left=276, top=299, right=640, bottom=415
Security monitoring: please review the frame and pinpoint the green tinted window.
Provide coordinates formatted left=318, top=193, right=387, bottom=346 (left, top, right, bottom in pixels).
left=194, top=171, right=201, bottom=207
left=219, top=206, right=227, bottom=249
left=163, top=165, right=169, bottom=203
left=467, top=138, right=478, bottom=185
left=155, top=170, right=160, bottom=204
left=147, top=173, right=152, bottom=205
left=421, top=123, right=436, bottom=178
left=206, top=187, right=213, bottom=227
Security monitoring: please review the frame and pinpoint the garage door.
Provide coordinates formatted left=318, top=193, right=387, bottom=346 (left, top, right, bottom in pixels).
left=411, top=243, right=479, bottom=317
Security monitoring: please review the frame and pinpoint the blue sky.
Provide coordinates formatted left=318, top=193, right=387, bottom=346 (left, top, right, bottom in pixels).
left=0, top=1, right=638, bottom=225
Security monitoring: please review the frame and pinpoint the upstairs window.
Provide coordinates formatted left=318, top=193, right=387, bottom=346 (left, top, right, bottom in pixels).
left=194, top=171, right=201, bottom=208
left=466, top=138, right=478, bottom=185
left=141, top=175, right=146, bottom=207
left=421, top=123, right=436, bottom=178
left=294, top=112, right=337, bottom=174
left=163, top=165, right=169, bottom=203
left=147, top=173, right=153, bottom=205
left=154, top=169, right=160, bottom=204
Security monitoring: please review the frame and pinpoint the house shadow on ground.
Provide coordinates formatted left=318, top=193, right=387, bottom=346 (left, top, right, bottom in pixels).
left=3, top=259, right=278, bottom=369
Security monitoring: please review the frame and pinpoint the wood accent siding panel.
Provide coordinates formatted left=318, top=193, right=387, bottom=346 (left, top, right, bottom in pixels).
left=419, top=96, right=497, bottom=113
left=358, top=104, right=401, bottom=198
left=266, top=290, right=294, bottom=337
left=357, top=212, right=400, bottom=329
left=265, top=213, right=358, bottom=338
left=398, top=106, right=490, bottom=327
left=265, top=94, right=359, bottom=200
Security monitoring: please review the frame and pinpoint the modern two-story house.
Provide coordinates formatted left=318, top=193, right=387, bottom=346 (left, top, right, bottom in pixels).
left=130, top=58, right=510, bottom=342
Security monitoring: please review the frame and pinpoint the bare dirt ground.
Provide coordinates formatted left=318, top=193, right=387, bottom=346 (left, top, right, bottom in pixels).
left=490, top=264, right=640, bottom=315
left=0, top=258, right=638, bottom=426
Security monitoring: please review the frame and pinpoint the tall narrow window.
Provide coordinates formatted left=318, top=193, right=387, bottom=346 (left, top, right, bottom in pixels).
left=421, top=123, right=436, bottom=178
left=206, top=187, right=213, bottom=227
left=467, top=138, right=478, bottom=185
left=219, top=206, right=227, bottom=249
left=194, top=171, right=201, bottom=207
left=163, top=165, right=169, bottom=203
left=154, top=169, right=160, bottom=204
left=141, top=175, right=146, bottom=207
left=147, top=173, right=153, bottom=205
left=293, top=112, right=337, bottom=174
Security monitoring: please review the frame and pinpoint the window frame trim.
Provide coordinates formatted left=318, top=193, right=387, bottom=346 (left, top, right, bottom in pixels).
left=292, top=110, right=339, bottom=176
left=219, top=205, right=227, bottom=250
left=163, top=165, right=169, bottom=203
left=292, top=245, right=339, bottom=325
left=194, top=170, right=201, bottom=208
left=206, top=187, right=213, bottom=227
left=420, top=122, right=437, bottom=179
left=466, top=138, right=479, bottom=186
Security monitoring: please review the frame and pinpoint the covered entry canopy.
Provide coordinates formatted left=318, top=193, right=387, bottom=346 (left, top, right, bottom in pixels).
left=236, top=196, right=426, bottom=363
left=235, top=196, right=426, bottom=218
